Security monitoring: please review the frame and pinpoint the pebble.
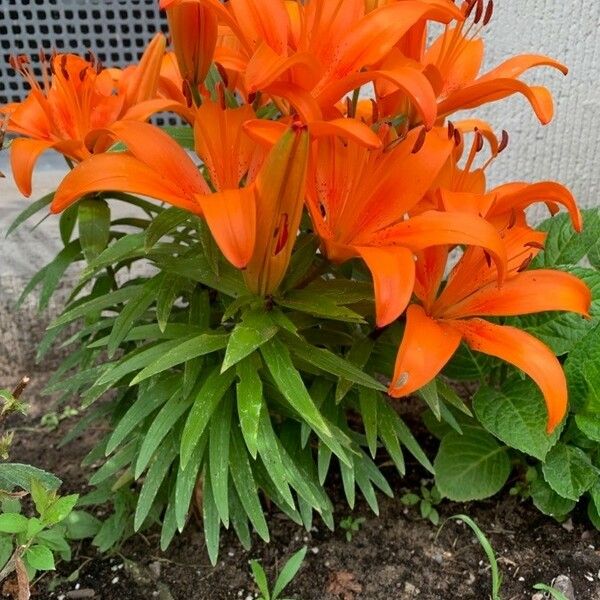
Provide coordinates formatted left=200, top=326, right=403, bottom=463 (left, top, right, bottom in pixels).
left=310, top=547, right=319, bottom=554
left=149, top=561, right=162, bottom=579
left=66, top=590, right=95, bottom=599
left=552, top=575, right=575, bottom=600
left=111, top=577, right=119, bottom=585
left=404, top=582, right=420, bottom=596
left=531, top=594, right=544, bottom=600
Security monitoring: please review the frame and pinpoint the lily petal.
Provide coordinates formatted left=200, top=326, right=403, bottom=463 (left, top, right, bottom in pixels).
left=10, top=138, right=60, bottom=197
left=437, top=79, right=556, bottom=125
left=356, top=245, right=416, bottom=328
left=454, top=319, right=568, bottom=432
left=308, top=119, right=382, bottom=149
left=479, top=54, right=568, bottom=81
left=373, top=210, right=508, bottom=282
left=389, top=304, right=462, bottom=398
left=444, top=270, right=592, bottom=320
left=51, top=153, right=200, bottom=213
left=196, top=186, right=257, bottom=268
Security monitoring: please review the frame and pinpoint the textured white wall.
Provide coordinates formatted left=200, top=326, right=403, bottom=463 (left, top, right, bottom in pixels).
left=464, top=0, right=600, bottom=211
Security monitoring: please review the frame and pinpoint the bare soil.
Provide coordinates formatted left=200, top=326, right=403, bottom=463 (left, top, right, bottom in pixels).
left=4, top=405, right=600, bottom=600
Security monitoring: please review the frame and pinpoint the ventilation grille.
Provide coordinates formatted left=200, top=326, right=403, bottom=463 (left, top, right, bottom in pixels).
left=0, top=0, right=175, bottom=122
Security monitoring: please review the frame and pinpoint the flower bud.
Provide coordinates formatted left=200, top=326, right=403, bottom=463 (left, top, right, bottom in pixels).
left=163, top=0, right=218, bottom=89
left=244, top=126, right=310, bottom=296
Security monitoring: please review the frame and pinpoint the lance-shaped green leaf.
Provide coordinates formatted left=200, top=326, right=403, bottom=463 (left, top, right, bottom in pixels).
left=236, top=357, right=263, bottom=459
left=175, top=432, right=207, bottom=532
left=6, top=191, right=54, bottom=237
left=145, top=207, right=190, bottom=250
left=336, top=336, right=375, bottom=403
left=209, top=393, right=233, bottom=527
left=78, top=198, right=111, bottom=262
left=222, top=309, right=279, bottom=372
left=180, top=366, right=236, bottom=468
left=260, top=338, right=352, bottom=466
left=131, top=333, right=230, bottom=385
left=283, top=333, right=386, bottom=392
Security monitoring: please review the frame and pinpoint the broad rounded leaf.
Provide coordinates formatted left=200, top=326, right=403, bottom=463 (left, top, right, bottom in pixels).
left=530, top=478, right=576, bottom=518
left=541, top=443, right=598, bottom=501
left=473, top=379, right=561, bottom=461
left=434, top=428, right=511, bottom=501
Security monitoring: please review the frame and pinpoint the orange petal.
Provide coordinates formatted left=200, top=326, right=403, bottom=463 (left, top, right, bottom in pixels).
left=10, top=138, right=59, bottom=197
left=437, top=79, right=556, bottom=125
left=308, top=119, right=382, bottom=149
left=51, top=153, right=200, bottom=214
left=373, top=210, right=507, bottom=282
left=316, top=67, right=438, bottom=129
left=332, top=1, right=462, bottom=77
left=121, top=98, right=195, bottom=125
left=489, top=181, right=582, bottom=232
left=479, top=54, right=568, bottom=81
left=243, top=118, right=288, bottom=146
left=102, top=120, right=210, bottom=196
left=444, top=270, right=591, bottom=320
left=124, top=33, right=166, bottom=106
left=265, top=81, right=323, bottom=122
left=356, top=245, right=416, bottom=328
left=196, top=186, right=257, bottom=268
left=389, top=304, right=462, bottom=398
left=454, top=319, right=568, bottom=432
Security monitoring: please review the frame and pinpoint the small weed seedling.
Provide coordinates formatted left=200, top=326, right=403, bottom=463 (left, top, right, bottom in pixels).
left=532, top=583, right=570, bottom=600
left=339, top=515, right=366, bottom=542
left=401, top=483, right=442, bottom=525
left=437, top=514, right=502, bottom=600
left=250, top=546, right=307, bottom=600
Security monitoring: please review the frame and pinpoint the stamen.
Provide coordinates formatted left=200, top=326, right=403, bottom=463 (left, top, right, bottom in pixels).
left=370, top=99, right=379, bottom=124
left=447, top=120, right=455, bottom=140
left=474, top=129, right=484, bottom=152
left=465, top=0, right=478, bottom=18
left=483, top=250, right=492, bottom=268
left=483, top=0, right=494, bottom=26
left=453, top=128, right=462, bottom=147
left=498, top=130, right=509, bottom=153
left=474, top=0, right=484, bottom=24
left=411, top=127, right=427, bottom=154
left=507, top=208, right=517, bottom=229
left=60, top=55, right=69, bottom=80
left=517, top=254, right=533, bottom=272
left=216, top=63, right=229, bottom=88
left=525, top=241, right=545, bottom=250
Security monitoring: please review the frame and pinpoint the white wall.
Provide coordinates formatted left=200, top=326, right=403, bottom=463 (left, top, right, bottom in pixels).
left=465, top=0, right=600, bottom=212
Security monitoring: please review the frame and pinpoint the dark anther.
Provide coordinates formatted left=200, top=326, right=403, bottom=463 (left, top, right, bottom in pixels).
left=517, top=254, right=533, bottom=272
left=498, top=129, right=509, bottom=153
left=483, top=0, right=494, bottom=25
left=411, top=127, right=427, bottom=154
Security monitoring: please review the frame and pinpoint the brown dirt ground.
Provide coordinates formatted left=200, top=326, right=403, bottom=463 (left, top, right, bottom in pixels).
left=3, top=401, right=600, bottom=600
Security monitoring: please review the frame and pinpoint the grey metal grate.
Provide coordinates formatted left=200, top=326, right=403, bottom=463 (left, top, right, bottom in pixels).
left=0, top=0, right=169, bottom=107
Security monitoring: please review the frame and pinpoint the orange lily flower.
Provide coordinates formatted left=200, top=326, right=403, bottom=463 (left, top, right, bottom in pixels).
left=390, top=225, right=591, bottom=433
left=52, top=102, right=309, bottom=295
left=0, top=35, right=185, bottom=197
left=305, top=126, right=508, bottom=328
left=377, top=0, right=567, bottom=126
left=189, top=0, right=462, bottom=131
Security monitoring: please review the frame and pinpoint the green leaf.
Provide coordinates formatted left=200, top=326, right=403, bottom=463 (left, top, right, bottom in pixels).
left=437, top=379, right=472, bottom=416
left=532, top=209, right=600, bottom=267
left=335, top=337, right=375, bottom=403
left=434, top=428, right=511, bottom=501
left=250, top=560, right=271, bottom=600
left=136, top=392, right=191, bottom=478
left=0, top=513, right=29, bottom=533
left=236, top=357, right=263, bottom=459
left=64, top=510, right=101, bottom=540
left=542, top=443, right=598, bottom=501
left=272, top=546, right=307, bottom=599
left=25, top=544, right=55, bottom=571
left=530, top=477, right=576, bottom=518
left=229, top=428, right=269, bottom=542
left=106, top=376, right=174, bottom=455
left=134, top=439, right=177, bottom=530
left=565, top=323, right=600, bottom=412
left=38, top=240, right=83, bottom=310
left=180, top=367, right=236, bottom=468
left=30, top=479, right=52, bottom=516
left=202, top=469, right=221, bottom=566
left=260, top=338, right=350, bottom=466
left=532, top=583, right=570, bottom=600
left=78, top=198, right=111, bottom=262
left=277, top=289, right=365, bottom=323
left=0, top=464, right=61, bottom=492
left=222, top=309, right=279, bottom=372
left=358, top=387, right=378, bottom=458
left=574, top=413, right=600, bottom=442
left=43, top=494, right=79, bottom=526
left=50, top=285, right=143, bottom=330
left=443, top=344, right=493, bottom=381
left=418, top=380, right=440, bottom=420
left=0, top=537, right=12, bottom=571
left=378, top=407, right=405, bottom=475
left=145, top=207, right=190, bottom=250
left=131, top=333, right=229, bottom=384
left=473, top=379, right=560, bottom=460
left=81, top=232, right=146, bottom=280
left=156, top=275, right=187, bottom=332
left=284, top=334, right=386, bottom=392
left=60, top=203, right=79, bottom=245
left=6, top=191, right=54, bottom=237
left=209, top=394, right=233, bottom=527
left=175, top=433, right=207, bottom=532
left=162, top=126, right=195, bottom=150
left=107, top=276, right=163, bottom=356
